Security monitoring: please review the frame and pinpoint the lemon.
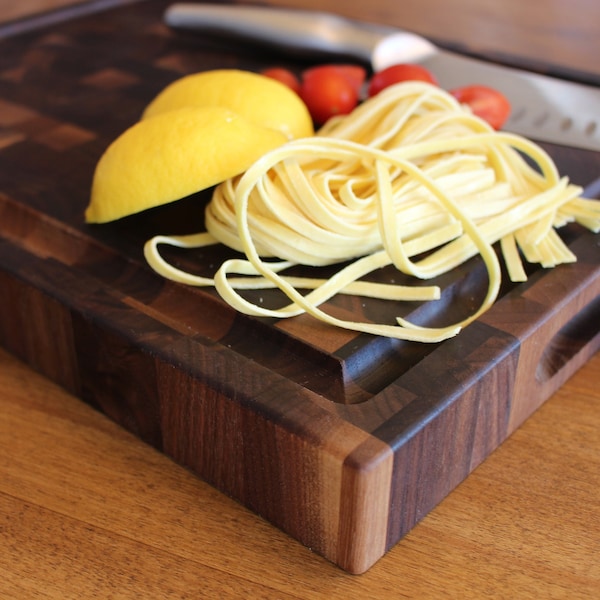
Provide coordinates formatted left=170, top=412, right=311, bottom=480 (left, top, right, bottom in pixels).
left=85, top=106, right=287, bottom=223
left=142, top=69, right=314, bottom=140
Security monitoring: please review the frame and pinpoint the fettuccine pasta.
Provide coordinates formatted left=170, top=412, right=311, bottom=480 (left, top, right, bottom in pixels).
left=144, top=82, right=599, bottom=341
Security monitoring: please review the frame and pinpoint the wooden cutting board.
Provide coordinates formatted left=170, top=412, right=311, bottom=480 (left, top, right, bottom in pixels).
left=1, top=0, right=598, bottom=573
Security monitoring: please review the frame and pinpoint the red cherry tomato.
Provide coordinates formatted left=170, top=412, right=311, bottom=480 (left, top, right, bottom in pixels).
left=367, top=64, right=437, bottom=97
left=450, top=84, right=511, bottom=130
left=299, top=69, right=359, bottom=125
left=301, top=64, right=367, bottom=95
left=260, top=67, right=301, bottom=94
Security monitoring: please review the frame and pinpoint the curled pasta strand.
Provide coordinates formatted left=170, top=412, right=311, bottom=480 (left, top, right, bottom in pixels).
left=144, top=233, right=439, bottom=301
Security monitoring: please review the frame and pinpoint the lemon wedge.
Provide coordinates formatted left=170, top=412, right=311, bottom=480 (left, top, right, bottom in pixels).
left=142, top=69, right=314, bottom=140
left=85, top=105, right=287, bottom=223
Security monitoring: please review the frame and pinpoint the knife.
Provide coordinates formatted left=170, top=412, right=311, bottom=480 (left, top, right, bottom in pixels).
left=164, top=3, right=600, bottom=152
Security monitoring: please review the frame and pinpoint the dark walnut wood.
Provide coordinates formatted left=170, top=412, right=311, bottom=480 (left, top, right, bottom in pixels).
left=0, top=0, right=598, bottom=573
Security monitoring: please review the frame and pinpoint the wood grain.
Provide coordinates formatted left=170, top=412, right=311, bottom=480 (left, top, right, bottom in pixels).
left=0, top=0, right=599, bottom=590
left=1, top=346, right=599, bottom=597
left=263, top=0, right=600, bottom=82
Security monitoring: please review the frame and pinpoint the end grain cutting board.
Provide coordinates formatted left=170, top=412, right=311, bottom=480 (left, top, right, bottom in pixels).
left=0, top=0, right=598, bottom=573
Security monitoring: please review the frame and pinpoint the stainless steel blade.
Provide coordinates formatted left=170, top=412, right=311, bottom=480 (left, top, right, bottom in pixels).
left=165, top=3, right=600, bottom=151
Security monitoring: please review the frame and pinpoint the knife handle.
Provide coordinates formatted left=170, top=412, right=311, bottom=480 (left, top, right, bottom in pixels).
left=165, top=3, right=382, bottom=64
left=164, top=3, right=436, bottom=70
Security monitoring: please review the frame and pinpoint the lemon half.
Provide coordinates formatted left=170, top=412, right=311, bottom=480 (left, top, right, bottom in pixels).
left=85, top=106, right=287, bottom=223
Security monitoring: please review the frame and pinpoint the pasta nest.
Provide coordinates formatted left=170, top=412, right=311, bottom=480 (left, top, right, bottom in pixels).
left=145, top=82, right=599, bottom=341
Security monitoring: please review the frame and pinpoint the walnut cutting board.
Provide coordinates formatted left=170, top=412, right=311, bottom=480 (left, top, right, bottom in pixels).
left=0, top=0, right=598, bottom=574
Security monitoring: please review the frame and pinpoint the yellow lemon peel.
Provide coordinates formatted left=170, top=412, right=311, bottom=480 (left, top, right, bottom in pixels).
left=85, top=105, right=287, bottom=223
left=142, top=69, right=314, bottom=140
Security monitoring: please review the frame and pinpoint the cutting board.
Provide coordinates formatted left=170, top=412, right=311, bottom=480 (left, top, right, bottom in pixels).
left=1, top=0, right=598, bottom=574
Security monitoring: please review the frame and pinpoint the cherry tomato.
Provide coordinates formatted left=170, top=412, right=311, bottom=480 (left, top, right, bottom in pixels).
left=260, top=67, right=301, bottom=94
left=367, top=64, right=437, bottom=97
left=301, top=64, right=367, bottom=95
left=299, top=69, right=359, bottom=125
left=450, top=84, right=511, bottom=130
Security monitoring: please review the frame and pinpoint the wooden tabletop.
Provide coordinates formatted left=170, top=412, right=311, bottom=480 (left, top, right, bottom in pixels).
left=1, top=1, right=599, bottom=598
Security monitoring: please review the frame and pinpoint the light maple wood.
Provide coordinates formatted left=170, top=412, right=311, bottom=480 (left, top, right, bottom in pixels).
left=1, top=0, right=599, bottom=596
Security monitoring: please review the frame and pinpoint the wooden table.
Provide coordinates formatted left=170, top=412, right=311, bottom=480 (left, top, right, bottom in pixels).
left=1, top=0, right=599, bottom=597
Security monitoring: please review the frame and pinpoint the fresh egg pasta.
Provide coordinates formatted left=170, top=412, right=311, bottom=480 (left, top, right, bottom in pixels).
left=144, top=82, right=599, bottom=341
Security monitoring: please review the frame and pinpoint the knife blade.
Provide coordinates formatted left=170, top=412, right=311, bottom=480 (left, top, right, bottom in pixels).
left=165, top=3, right=600, bottom=152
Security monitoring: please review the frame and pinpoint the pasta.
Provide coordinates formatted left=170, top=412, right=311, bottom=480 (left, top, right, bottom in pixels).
left=144, top=82, right=599, bottom=342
